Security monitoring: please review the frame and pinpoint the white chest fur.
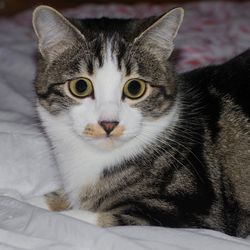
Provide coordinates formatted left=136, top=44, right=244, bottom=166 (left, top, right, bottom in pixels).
left=38, top=107, right=124, bottom=208
left=53, top=137, right=121, bottom=208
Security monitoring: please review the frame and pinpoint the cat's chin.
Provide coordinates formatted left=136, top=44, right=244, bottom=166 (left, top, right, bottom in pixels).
left=84, top=136, right=129, bottom=151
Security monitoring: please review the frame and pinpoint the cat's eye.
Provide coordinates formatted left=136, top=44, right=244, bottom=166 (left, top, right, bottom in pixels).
left=123, top=79, right=146, bottom=99
left=68, top=78, right=93, bottom=98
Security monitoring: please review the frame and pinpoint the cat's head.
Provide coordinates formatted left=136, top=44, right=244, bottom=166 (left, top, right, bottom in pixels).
left=33, top=6, right=183, bottom=152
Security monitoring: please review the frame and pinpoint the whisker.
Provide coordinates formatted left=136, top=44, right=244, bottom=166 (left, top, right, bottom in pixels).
left=137, top=129, right=204, bottom=182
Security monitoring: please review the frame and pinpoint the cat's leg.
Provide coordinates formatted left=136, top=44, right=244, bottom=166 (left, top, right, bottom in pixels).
left=97, top=211, right=150, bottom=227
left=28, top=190, right=98, bottom=225
left=29, top=196, right=145, bottom=226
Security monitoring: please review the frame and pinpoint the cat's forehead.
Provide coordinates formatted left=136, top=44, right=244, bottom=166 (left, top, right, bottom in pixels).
left=42, top=17, right=175, bottom=84
left=87, top=41, right=124, bottom=86
left=47, top=34, right=163, bottom=85
left=66, top=17, right=160, bottom=77
left=70, top=17, right=158, bottom=41
left=85, top=35, right=133, bottom=77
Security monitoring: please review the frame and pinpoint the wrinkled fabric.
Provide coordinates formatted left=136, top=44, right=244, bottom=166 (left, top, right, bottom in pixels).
left=0, top=196, right=249, bottom=250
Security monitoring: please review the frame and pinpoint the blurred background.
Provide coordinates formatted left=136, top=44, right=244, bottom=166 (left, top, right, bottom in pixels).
left=0, top=0, right=249, bottom=72
left=0, top=0, right=248, bottom=16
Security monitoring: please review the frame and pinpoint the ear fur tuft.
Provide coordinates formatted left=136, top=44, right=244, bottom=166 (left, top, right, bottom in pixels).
left=32, top=5, right=84, bottom=61
left=135, top=8, right=184, bottom=58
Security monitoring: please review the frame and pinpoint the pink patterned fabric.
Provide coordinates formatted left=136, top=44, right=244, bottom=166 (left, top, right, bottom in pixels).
left=3, top=1, right=250, bottom=72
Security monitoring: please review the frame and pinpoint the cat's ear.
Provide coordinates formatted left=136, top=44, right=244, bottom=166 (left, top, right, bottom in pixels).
left=134, top=8, right=184, bottom=58
left=32, top=5, right=84, bottom=61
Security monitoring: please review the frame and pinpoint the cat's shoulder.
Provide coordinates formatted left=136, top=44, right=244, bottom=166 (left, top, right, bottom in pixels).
left=182, top=49, right=250, bottom=117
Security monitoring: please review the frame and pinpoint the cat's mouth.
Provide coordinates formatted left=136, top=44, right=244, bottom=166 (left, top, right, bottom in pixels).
left=83, top=123, right=125, bottom=139
left=97, top=136, right=123, bottom=149
left=80, top=123, right=129, bottom=149
left=82, top=133, right=129, bottom=150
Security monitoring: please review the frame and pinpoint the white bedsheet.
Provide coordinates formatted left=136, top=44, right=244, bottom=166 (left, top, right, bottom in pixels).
left=0, top=3, right=250, bottom=249
left=1, top=196, right=249, bottom=250
left=0, top=20, right=60, bottom=198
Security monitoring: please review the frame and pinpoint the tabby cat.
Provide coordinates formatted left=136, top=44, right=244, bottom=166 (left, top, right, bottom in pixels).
left=32, top=6, right=250, bottom=237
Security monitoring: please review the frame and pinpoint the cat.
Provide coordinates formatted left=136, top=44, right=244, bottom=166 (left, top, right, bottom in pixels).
left=32, top=5, right=250, bottom=237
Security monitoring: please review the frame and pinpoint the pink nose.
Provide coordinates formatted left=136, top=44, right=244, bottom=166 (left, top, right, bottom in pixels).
left=99, top=121, right=119, bottom=135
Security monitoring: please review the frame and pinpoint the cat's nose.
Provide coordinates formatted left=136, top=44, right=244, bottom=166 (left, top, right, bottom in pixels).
left=99, top=121, right=119, bottom=135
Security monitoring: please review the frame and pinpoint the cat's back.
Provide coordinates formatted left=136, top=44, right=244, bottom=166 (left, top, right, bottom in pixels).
left=183, top=49, right=250, bottom=116
left=183, top=50, right=250, bottom=236
left=213, top=49, right=250, bottom=117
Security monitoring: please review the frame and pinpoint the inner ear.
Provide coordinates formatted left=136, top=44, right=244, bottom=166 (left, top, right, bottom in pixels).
left=32, top=5, right=85, bottom=61
left=134, top=8, right=184, bottom=58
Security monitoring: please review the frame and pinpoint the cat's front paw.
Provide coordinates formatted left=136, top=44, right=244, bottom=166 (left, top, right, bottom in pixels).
left=45, top=189, right=70, bottom=211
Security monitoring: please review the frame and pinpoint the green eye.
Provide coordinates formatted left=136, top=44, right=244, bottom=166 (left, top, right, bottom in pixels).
left=123, top=79, right=146, bottom=99
left=68, top=78, right=93, bottom=98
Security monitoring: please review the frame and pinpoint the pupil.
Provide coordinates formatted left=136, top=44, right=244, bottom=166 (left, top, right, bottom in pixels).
left=128, top=81, right=141, bottom=95
left=75, top=80, right=87, bottom=93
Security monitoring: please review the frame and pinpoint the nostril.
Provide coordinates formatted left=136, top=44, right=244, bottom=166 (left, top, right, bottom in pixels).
left=99, top=121, right=119, bottom=135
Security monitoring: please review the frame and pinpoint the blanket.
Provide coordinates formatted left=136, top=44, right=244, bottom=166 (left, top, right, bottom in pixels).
left=1, top=196, right=249, bottom=250
left=0, top=2, right=250, bottom=249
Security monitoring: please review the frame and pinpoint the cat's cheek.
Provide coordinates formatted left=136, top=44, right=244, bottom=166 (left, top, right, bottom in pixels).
left=69, top=101, right=98, bottom=137
left=119, top=104, right=143, bottom=139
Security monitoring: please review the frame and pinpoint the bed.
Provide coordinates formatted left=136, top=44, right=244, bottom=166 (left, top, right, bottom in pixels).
left=0, top=2, right=250, bottom=249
